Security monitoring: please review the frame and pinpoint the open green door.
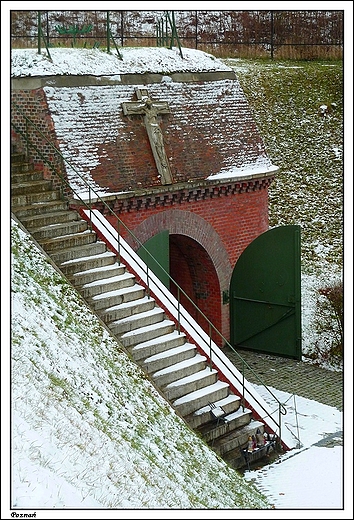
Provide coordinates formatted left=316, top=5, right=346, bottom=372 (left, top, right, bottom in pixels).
left=230, top=225, right=301, bottom=359
left=137, top=230, right=170, bottom=289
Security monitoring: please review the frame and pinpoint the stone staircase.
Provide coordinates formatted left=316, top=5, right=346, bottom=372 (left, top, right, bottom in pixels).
left=11, top=152, right=275, bottom=470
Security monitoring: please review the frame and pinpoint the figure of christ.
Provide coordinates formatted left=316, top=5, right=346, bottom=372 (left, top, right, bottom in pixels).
left=122, top=92, right=173, bottom=185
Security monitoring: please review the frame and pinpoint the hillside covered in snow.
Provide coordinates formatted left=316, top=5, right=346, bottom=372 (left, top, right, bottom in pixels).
left=10, top=218, right=271, bottom=510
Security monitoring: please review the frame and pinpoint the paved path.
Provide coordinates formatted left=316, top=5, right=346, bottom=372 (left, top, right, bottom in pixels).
left=223, top=346, right=343, bottom=411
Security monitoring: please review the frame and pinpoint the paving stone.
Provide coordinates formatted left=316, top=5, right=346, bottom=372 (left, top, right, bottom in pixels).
left=223, top=346, right=343, bottom=411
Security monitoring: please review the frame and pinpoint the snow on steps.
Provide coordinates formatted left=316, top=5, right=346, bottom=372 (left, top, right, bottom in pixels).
left=71, top=262, right=126, bottom=286
left=60, top=251, right=118, bottom=276
left=101, top=295, right=156, bottom=323
left=152, top=352, right=208, bottom=387
left=85, top=209, right=288, bottom=448
left=131, top=330, right=187, bottom=362
left=186, top=394, right=241, bottom=430
left=10, top=157, right=284, bottom=469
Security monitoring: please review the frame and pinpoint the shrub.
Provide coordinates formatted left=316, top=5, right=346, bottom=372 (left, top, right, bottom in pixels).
left=314, top=281, right=343, bottom=364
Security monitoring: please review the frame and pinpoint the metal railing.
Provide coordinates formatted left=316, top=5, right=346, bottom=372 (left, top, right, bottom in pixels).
left=106, top=11, right=122, bottom=59
left=11, top=102, right=302, bottom=449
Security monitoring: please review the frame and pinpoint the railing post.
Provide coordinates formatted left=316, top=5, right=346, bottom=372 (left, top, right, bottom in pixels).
left=61, top=156, right=65, bottom=200
left=177, top=286, right=181, bottom=334
left=106, top=11, right=110, bottom=53
left=25, top=118, right=29, bottom=159
left=209, top=322, right=212, bottom=370
left=88, top=187, right=92, bottom=231
left=146, top=265, right=150, bottom=298
left=241, top=361, right=245, bottom=411
left=116, top=217, right=121, bottom=264
left=120, top=11, right=124, bottom=47
left=293, top=394, right=301, bottom=448
left=37, top=11, right=41, bottom=55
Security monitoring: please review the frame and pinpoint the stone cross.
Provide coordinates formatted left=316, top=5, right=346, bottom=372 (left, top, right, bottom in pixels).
left=122, top=88, right=173, bottom=185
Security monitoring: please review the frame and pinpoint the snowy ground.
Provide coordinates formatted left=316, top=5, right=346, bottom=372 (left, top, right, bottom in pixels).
left=5, top=219, right=351, bottom=518
left=5, top=18, right=352, bottom=518
left=10, top=46, right=233, bottom=77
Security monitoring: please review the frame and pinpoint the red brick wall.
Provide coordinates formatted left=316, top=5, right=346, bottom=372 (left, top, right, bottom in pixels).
left=103, top=184, right=270, bottom=267
left=38, top=80, right=274, bottom=192
left=95, top=181, right=271, bottom=341
left=11, top=82, right=274, bottom=344
left=11, top=90, right=64, bottom=190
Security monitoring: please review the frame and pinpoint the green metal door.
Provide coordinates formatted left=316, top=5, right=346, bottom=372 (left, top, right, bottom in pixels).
left=137, top=230, right=170, bottom=289
left=230, top=225, right=301, bottom=359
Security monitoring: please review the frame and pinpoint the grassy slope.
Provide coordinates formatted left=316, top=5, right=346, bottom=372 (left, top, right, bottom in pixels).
left=224, top=59, right=344, bottom=366
left=225, top=59, right=343, bottom=274
left=11, top=220, right=271, bottom=509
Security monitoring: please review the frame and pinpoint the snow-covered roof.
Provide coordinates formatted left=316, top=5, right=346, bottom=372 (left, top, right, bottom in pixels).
left=11, top=46, right=277, bottom=196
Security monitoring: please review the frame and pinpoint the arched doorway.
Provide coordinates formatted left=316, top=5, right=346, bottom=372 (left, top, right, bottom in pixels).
left=137, top=229, right=223, bottom=345
left=169, top=234, right=222, bottom=345
left=132, top=209, right=232, bottom=343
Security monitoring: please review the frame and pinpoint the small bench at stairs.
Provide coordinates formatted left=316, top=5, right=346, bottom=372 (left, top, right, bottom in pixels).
left=242, top=430, right=277, bottom=470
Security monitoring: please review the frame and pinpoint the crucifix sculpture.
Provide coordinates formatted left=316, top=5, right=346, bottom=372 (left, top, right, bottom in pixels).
left=122, top=88, right=173, bottom=185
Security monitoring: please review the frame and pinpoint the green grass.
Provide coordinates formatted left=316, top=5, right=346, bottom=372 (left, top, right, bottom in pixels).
left=222, top=58, right=344, bottom=365
left=224, top=59, right=343, bottom=275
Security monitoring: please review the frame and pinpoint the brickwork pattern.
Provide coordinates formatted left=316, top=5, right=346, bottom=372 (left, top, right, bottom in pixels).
left=11, top=90, right=64, bottom=191
left=23, top=80, right=274, bottom=193
left=11, top=75, right=275, bottom=342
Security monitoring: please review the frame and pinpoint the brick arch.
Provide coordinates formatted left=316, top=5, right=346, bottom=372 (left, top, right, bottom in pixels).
left=127, top=209, right=233, bottom=341
left=129, top=209, right=232, bottom=290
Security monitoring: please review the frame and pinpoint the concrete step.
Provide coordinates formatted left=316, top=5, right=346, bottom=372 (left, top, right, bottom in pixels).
left=185, top=394, right=242, bottom=430
left=60, top=250, right=117, bottom=276
left=197, top=407, right=253, bottom=444
left=142, top=342, right=197, bottom=374
left=71, top=262, right=126, bottom=286
left=11, top=189, right=61, bottom=206
left=51, top=241, right=108, bottom=265
left=90, top=284, right=146, bottom=311
left=109, top=307, right=165, bottom=336
left=152, top=353, right=208, bottom=387
left=164, top=367, right=219, bottom=401
left=19, top=210, right=80, bottom=230
left=131, top=331, right=188, bottom=362
left=173, top=380, right=230, bottom=417
left=31, top=220, right=89, bottom=241
left=11, top=179, right=53, bottom=195
left=12, top=200, right=69, bottom=218
left=11, top=171, right=44, bottom=183
left=80, top=271, right=136, bottom=298
left=39, top=229, right=97, bottom=253
left=11, top=160, right=34, bottom=173
left=211, top=420, right=265, bottom=458
left=100, top=295, right=156, bottom=323
left=120, top=319, right=176, bottom=349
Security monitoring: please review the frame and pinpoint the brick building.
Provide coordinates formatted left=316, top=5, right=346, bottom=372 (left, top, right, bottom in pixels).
left=11, top=46, right=277, bottom=342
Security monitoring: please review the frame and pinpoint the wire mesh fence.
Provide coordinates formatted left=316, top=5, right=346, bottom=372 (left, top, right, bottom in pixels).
left=11, top=10, right=344, bottom=60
